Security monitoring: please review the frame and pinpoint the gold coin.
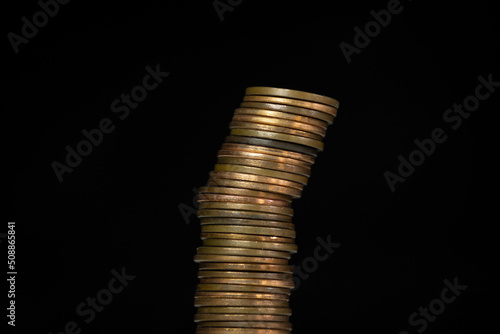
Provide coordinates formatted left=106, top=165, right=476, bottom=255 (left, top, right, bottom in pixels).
left=199, top=186, right=292, bottom=202
left=194, top=298, right=289, bottom=308
left=232, top=114, right=327, bottom=136
left=230, top=129, right=324, bottom=151
left=199, top=278, right=294, bottom=289
left=217, top=149, right=311, bottom=168
left=221, top=142, right=315, bottom=164
left=243, top=95, right=337, bottom=116
left=196, top=271, right=292, bottom=280
left=201, top=225, right=296, bottom=238
left=240, top=101, right=334, bottom=124
left=216, top=157, right=311, bottom=177
left=194, top=291, right=289, bottom=301
left=196, top=327, right=290, bottom=334
left=197, top=263, right=293, bottom=273
left=225, top=135, right=319, bottom=157
left=197, top=209, right=292, bottom=223
left=197, top=306, right=292, bottom=315
left=196, top=246, right=291, bottom=259
left=214, top=164, right=308, bottom=186
left=198, top=321, right=292, bottom=330
left=198, top=202, right=294, bottom=217
left=235, top=108, right=328, bottom=130
left=209, top=170, right=303, bottom=190
left=200, top=233, right=295, bottom=244
left=196, top=284, right=290, bottom=295
left=203, top=239, right=298, bottom=253
left=194, top=313, right=289, bottom=323
left=245, top=86, right=339, bottom=108
left=206, top=178, right=302, bottom=199
left=199, top=217, right=294, bottom=230
left=197, top=193, right=291, bottom=207
left=194, top=254, right=288, bottom=264
left=229, top=121, right=323, bottom=141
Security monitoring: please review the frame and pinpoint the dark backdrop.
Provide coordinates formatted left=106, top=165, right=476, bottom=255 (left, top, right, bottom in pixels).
left=4, top=1, right=498, bottom=333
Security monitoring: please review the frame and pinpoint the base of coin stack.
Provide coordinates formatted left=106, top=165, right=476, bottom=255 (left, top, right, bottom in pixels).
left=193, top=87, right=339, bottom=333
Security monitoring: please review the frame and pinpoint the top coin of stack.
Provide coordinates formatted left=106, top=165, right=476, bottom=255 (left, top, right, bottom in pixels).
left=193, top=86, right=339, bottom=333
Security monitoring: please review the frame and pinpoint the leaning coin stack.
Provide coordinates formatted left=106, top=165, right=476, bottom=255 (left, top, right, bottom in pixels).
left=193, top=86, right=339, bottom=333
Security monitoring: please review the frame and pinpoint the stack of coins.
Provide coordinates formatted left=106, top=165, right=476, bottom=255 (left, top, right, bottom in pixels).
left=193, top=87, right=339, bottom=333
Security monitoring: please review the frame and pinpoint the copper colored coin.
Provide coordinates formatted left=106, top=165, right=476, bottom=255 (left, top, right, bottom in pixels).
left=200, top=233, right=294, bottom=244
left=197, top=262, right=293, bottom=273
left=197, top=209, right=293, bottom=222
left=232, top=114, right=327, bottom=136
left=220, top=142, right=315, bottom=164
left=217, top=149, right=311, bottom=168
left=229, top=120, right=323, bottom=140
left=194, top=298, right=289, bottom=308
left=245, top=86, right=339, bottom=108
left=194, top=313, right=289, bottom=323
left=196, top=284, right=290, bottom=295
left=225, top=135, right=319, bottom=157
left=198, top=202, right=294, bottom=217
left=199, top=186, right=292, bottom=202
left=199, top=278, right=294, bottom=289
left=229, top=129, right=324, bottom=151
left=209, top=170, right=303, bottom=190
left=194, top=291, right=289, bottom=301
left=214, top=164, right=308, bottom=185
left=193, top=254, right=288, bottom=264
left=206, top=178, right=302, bottom=199
left=216, top=157, right=311, bottom=177
left=196, top=246, right=291, bottom=259
left=242, top=95, right=337, bottom=116
left=240, top=101, right=334, bottom=124
left=196, top=306, right=292, bottom=315
left=199, top=217, right=294, bottom=230
left=235, top=108, right=328, bottom=130
left=196, top=328, right=290, bottom=334
left=201, top=225, right=296, bottom=238
left=197, top=193, right=291, bottom=207
left=196, top=271, right=292, bottom=280
left=203, top=239, right=298, bottom=253
left=198, top=321, right=292, bottom=330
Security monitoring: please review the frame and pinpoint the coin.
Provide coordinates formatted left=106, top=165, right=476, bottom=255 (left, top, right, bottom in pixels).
left=197, top=263, right=293, bottom=273
left=216, top=157, right=311, bottom=177
left=199, top=186, right=292, bottom=202
left=214, top=164, right=308, bottom=185
left=199, top=218, right=295, bottom=230
left=201, top=233, right=295, bottom=244
left=221, top=143, right=315, bottom=164
left=245, top=86, right=339, bottom=108
left=194, top=313, right=289, bottom=323
left=232, top=114, right=327, bottom=136
left=196, top=284, right=291, bottom=295
left=197, top=209, right=293, bottom=222
left=194, top=291, right=290, bottom=301
left=197, top=193, right=291, bottom=207
left=240, top=102, right=334, bottom=124
left=199, top=202, right=294, bottom=217
left=225, top=135, right=319, bottom=157
left=243, top=95, right=337, bottom=116
left=198, top=321, right=292, bottom=330
left=194, top=255, right=289, bottom=264
left=235, top=108, right=328, bottom=130
left=194, top=298, right=290, bottom=308
left=199, top=278, right=294, bottom=289
left=217, top=149, right=311, bottom=168
left=196, top=271, right=292, bottom=280
left=206, top=178, right=302, bottom=198
left=209, top=170, right=303, bottom=190
left=201, top=225, right=296, bottom=238
left=229, top=121, right=324, bottom=141
left=196, top=247, right=291, bottom=259
left=203, top=239, right=298, bottom=253
left=196, top=328, right=290, bottom=334
left=230, top=129, right=324, bottom=151
left=197, top=306, right=292, bottom=315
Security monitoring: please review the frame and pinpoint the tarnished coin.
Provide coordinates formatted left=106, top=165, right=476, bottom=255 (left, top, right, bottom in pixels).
left=193, top=254, right=288, bottom=264
left=225, top=135, right=318, bottom=157
left=199, top=217, right=294, bottom=230
left=201, top=225, right=296, bottom=238
left=197, top=193, right=291, bottom=207
left=199, top=278, right=294, bottom=289
left=198, top=202, right=294, bottom=217
left=243, top=95, right=337, bottom=116
left=194, top=291, right=290, bottom=301
left=197, top=306, right=292, bottom=315
left=206, top=178, right=302, bottom=198
left=245, top=86, right=339, bottom=108
left=197, top=263, right=293, bottom=274
left=196, top=284, right=291, bottom=295
left=209, top=170, right=303, bottom=190
left=220, top=142, right=315, bottom=164
left=196, top=328, right=290, bottom=334
left=240, top=101, right=334, bottom=124
left=214, top=164, right=308, bottom=185
left=194, top=313, right=289, bottom=323
left=199, top=186, right=292, bottom=202
left=196, top=271, right=292, bottom=280
left=217, top=149, right=311, bottom=168
left=230, top=129, right=324, bottom=151
left=194, top=297, right=289, bottom=308
left=203, top=239, right=298, bottom=253
left=200, top=233, right=294, bottom=244
left=198, top=321, right=292, bottom=330
left=232, top=114, right=327, bottom=136
left=197, top=209, right=293, bottom=223
left=235, top=108, right=328, bottom=130
left=229, top=120, right=324, bottom=140
left=196, top=247, right=291, bottom=259
left=216, top=157, right=311, bottom=177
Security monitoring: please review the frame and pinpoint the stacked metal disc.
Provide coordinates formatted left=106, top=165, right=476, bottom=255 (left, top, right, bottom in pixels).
left=193, top=86, right=339, bottom=333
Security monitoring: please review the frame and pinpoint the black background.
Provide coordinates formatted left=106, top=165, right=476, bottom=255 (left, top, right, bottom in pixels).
left=4, top=0, right=499, bottom=333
